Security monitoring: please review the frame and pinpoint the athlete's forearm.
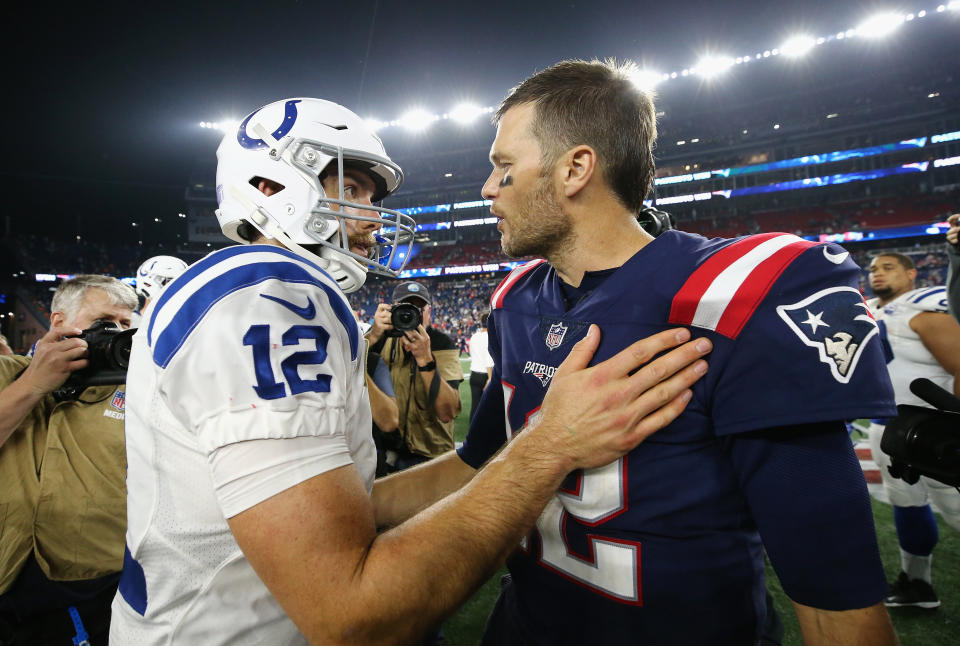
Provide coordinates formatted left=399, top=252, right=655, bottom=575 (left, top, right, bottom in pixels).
left=351, top=423, right=571, bottom=643
left=793, top=601, right=899, bottom=646
left=371, top=449, right=477, bottom=528
left=365, top=374, right=399, bottom=432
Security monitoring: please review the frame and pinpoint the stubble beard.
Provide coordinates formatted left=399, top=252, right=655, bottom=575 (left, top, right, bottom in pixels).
left=872, top=284, right=894, bottom=301
left=501, top=175, right=576, bottom=262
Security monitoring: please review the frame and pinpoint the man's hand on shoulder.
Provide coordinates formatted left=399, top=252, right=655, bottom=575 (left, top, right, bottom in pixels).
left=22, top=325, right=89, bottom=396
left=519, top=325, right=712, bottom=473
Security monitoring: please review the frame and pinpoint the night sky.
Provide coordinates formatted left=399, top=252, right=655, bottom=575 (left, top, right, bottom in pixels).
left=0, top=0, right=954, bottom=240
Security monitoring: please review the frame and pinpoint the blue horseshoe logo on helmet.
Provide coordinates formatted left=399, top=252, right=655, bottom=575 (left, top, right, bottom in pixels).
left=237, top=99, right=302, bottom=149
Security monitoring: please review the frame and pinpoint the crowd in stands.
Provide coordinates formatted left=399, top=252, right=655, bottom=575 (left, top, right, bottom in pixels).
left=677, top=193, right=960, bottom=240
left=351, top=274, right=500, bottom=347
left=3, top=189, right=956, bottom=353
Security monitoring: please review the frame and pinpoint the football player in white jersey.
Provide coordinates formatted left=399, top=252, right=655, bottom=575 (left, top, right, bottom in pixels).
left=130, top=255, right=188, bottom=327
left=867, top=251, right=960, bottom=609
left=109, top=97, right=713, bottom=645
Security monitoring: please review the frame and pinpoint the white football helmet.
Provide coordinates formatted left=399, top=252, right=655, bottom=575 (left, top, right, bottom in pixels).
left=215, top=98, right=415, bottom=293
left=136, top=255, right=188, bottom=300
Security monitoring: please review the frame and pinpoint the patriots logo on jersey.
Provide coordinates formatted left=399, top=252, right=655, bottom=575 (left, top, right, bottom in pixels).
left=523, top=360, right=558, bottom=387
left=545, top=322, right=568, bottom=351
left=777, top=287, right=878, bottom=383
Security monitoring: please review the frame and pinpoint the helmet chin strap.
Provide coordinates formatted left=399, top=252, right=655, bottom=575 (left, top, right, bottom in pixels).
left=225, top=183, right=368, bottom=294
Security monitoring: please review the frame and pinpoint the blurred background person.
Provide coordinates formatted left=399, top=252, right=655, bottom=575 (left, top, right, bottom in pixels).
left=130, top=255, right=188, bottom=328
left=867, top=252, right=960, bottom=609
left=467, top=311, right=492, bottom=422
left=357, top=318, right=401, bottom=476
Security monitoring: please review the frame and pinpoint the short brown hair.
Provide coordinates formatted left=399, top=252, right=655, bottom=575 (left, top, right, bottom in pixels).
left=872, top=252, right=915, bottom=271
left=496, top=59, right=657, bottom=213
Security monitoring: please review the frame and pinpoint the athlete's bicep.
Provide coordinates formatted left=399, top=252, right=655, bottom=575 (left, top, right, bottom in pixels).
left=726, top=422, right=888, bottom=610
left=227, top=464, right=376, bottom=644
left=912, top=311, right=960, bottom=383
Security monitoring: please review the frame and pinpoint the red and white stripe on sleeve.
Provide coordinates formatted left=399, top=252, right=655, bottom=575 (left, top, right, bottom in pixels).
left=668, top=233, right=817, bottom=339
left=490, top=259, right=547, bottom=310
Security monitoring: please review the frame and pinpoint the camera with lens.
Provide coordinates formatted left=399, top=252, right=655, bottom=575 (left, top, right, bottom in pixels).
left=386, top=302, right=423, bottom=337
left=881, top=378, right=960, bottom=488
left=638, top=205, right=675, bottom=237
left=53, top=321, right=136, bottom=401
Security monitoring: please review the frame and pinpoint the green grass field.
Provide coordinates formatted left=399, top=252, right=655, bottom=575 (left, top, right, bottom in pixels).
left=442, top=367, right=960, bottom=645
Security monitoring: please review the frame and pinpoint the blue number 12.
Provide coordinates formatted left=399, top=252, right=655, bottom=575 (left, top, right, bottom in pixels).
left=242, top=324, right=332, bottom=400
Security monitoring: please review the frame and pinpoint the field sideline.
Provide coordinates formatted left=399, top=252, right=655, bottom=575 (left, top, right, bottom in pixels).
left=440, top=366, right=960, bottom=645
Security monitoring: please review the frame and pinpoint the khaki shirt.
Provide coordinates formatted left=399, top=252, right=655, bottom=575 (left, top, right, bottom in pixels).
left=379, top=329, right=462, bottom=458
left=0, top=355, right=127, bottom=593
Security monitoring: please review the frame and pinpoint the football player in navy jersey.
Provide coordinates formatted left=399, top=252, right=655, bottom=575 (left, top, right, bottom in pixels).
left=111, top=96, right=712, bottom=646
left=373, top=60, right=900, bottom=645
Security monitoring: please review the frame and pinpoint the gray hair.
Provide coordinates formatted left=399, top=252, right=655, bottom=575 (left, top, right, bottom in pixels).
left=50, top=274, right=137, bottom=320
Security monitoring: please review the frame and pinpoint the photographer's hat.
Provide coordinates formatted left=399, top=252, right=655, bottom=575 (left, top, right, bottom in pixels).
left=392, top=281, right=431, bottom=307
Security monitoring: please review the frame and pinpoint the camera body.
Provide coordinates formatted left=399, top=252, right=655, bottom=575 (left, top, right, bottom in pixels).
left=880, top=378, right=960, bottom=488
left=53, top=321, right=135, bottom=401
left=385, top=302, right=423, bottom=337
left=637, top=206, right=674, bottom=237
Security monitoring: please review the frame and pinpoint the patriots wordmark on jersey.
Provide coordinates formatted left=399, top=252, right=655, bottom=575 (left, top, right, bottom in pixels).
left=111, top=244, right=374, bottom=646
left=460, top=230, right=895, bottom=645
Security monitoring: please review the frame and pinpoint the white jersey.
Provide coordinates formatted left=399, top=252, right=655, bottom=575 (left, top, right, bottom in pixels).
left=468, top=328, right=492, bottom=374
left=110, top=244, right=375, bottom=645
left=868, top=286, right=953, bottom=408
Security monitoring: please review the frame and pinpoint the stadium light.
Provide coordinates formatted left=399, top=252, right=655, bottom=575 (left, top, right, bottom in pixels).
left=780, top=35, right=816, bottom=58
left=448, top=103, right=485, bottom=124
left=628, top=68, right=663, bottom=91
left=199, top=120, right=238, bottom=132
left=694, top=55, right=735, bottom=79
left=195, top=7, right=955, bottom=134
left=398, top=109, right=437, bottom=132
left=857, top=12, right=905, bottom=38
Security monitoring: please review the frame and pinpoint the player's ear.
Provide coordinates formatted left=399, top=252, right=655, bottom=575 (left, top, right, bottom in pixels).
left=50, top=311, right=66, bottom=327
left=561, top=145, right=597, bottom=199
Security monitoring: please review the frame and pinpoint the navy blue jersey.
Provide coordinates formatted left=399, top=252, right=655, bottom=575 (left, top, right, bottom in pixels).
left=459, top=231, right=896, bottom=645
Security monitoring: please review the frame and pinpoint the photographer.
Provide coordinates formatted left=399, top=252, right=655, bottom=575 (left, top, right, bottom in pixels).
left=367, top=281, right=462, bottom=470
left=0, top=274, right=135, bottom=645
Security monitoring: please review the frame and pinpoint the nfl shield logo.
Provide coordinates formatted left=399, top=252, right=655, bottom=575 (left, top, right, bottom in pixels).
left=545, top=322, right=568, bottom=351
left=111, top=390, right=125, bottom=411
